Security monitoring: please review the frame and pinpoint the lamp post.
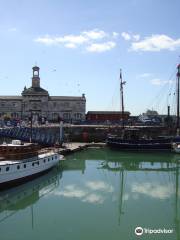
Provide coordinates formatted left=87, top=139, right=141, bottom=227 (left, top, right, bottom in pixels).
left=30, top=109, right=33, bottom=143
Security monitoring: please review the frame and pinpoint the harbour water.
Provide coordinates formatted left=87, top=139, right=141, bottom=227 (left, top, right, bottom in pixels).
left=0, top=148, right=179, bottom=240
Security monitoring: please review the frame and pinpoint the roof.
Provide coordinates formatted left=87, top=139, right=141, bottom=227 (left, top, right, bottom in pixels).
left=0, top=96, right=22, bottom=100
left=22, top=87, right=49, bottom=96
left=50, top=96, right=86, bottom=101
left=87, top=111, right=130, bottom=115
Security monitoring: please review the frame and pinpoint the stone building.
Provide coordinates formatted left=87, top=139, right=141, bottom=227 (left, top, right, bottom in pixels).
left=0, top=66, right=86, bottom=122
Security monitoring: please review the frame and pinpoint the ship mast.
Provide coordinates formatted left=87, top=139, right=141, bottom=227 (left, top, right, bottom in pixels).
left=120, top=69, right=126, bottom=128
left=177, top=64, right=180, bottom=135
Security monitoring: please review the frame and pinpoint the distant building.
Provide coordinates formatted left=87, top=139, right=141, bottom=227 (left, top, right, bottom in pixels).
left=86, top=111, right=130, bottom=122
left=0, top=66, right=86, bottom=122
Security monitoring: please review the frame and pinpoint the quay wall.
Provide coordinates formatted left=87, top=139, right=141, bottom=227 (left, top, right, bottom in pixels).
left=35, top=125, right=176, bottom=142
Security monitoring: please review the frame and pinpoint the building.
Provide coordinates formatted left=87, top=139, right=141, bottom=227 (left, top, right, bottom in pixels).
left=0, top=66, right=86, bottom=122
left=86, top=111, right=130, bottom=122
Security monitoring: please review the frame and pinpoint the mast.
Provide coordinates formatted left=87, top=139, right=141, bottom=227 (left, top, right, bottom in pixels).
left=120, top=69, right=126, bottom=128
left=174, top=163, right=179, bottom=239
left=177, top=64, right=180, bottom=135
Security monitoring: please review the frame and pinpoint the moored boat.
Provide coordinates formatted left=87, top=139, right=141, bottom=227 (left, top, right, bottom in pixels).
left=107, top=135, right=180, bottom=151
left=107, top=65, right=180, bottom=151
left=0, top=140, right=63, bottom=190
left=0, top=140, right=39, bottom=160
left=172, top=142, right=180, bottom=153
left=0, top=151, right=63, bottom=190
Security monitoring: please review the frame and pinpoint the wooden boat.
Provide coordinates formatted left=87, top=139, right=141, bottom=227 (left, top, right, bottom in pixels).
left=107, top=135, right=180, bottom=151
left=0, top=151, right=63, bottom=190
left=0, top=140, right=63, bottom=189
left=107, top=65, right=180, bottom=151
left=0, top=140, right=39, bottom=160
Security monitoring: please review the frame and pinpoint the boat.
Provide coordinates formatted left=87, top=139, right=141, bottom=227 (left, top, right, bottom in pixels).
left=0, top=140, right=39, bottom=160
left=107, top=135, right=180, bottom=150
left=172, top=142, right=180, bottom=153
left=0, top=140, right=63, bottom=190
left=107, top=65, right=180, bottom=151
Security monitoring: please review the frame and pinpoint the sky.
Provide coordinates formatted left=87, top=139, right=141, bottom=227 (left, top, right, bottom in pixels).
left=0, top=0, right=180, bottom=115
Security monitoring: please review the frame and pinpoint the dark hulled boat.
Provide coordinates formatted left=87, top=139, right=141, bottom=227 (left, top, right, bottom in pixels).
left=107, top=64, right=180, bottom=151
left=107, top=135, right=180, bottom=151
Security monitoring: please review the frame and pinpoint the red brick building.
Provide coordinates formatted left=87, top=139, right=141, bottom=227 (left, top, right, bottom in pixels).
left=86, top=111, right=130, bottom=122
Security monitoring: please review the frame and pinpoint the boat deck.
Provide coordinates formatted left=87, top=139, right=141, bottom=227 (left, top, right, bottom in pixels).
left=0, top=151, right=58, bottom=166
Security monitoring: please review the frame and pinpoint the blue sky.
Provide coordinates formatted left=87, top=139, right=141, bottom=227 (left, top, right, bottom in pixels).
left=0, top=0, right=180, bottom=115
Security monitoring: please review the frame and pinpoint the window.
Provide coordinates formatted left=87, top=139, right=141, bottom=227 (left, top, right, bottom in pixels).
left=32, top=163, right=34, bottom=166
left=6, top=167, right=9, bottom=171
left=24, top=164, right=26, bottom=168
left=43, top=159, right=46, bottom=163
left=52, top=157, right=54, bottom=160
left=74, top=113, right=82, bottom=119
left=17, top=165, right=20, bottom=170
left=0, top=168, right=1, bottom=171
left=63, top=112, right=71, bottom=120
left=48, top=158, right=50, bottom=162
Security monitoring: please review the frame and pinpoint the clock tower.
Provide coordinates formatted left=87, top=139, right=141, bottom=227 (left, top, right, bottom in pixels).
left=32, top=66, right=40, bottom=88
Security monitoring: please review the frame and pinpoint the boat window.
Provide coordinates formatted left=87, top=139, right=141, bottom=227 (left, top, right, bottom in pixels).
left=24, top=164, right=26, bottom=168
left=48, top=158, right=50, bottom=161
left=55, top=156, right=57, bottom=159
left=52, top=157, right=53, bottom=160
left=17, top=165, right=20, bottom=170
left=32, top=163, right=34, bottom=166
left=0, top=168, right=1, bottom=171
left=6, top=167, right=9, bottom=171
left=44, top=159, right=46, bottom=163
left=37, top=161, right=39, bottom=165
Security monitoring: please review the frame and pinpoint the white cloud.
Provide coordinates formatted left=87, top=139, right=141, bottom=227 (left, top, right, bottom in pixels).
left=121, top=32, right=131, bottom=41
left=121, top=32, right=140, bottom=41
left=85, top=181, right=114, bottom=192
left=138, top=73, right=152, bottom=78
left=133, top=34, right=140, bottom=41
left=112, top=32, right=119, bottom=38
left=132, top=182, right=174, bottom=200
left=86, top=41, right=116, bottom=53
left=35, top=36, right=56, bottom=45
left=35, top=34, right=88, bottom=46
left=52, top=181, right=114, bottom=205
left=34, top=29, right=117, bottom=53
left=53, top=185, right=87, bottom=199
left=131, top=34, right=180, bottom=52
left=150, top=78, right=173, bottom=86
left=82, top=29, right=107, bottom=40
left=64, top=43, right=77, bottom=48
left=82, top=193, right=104, bottom=204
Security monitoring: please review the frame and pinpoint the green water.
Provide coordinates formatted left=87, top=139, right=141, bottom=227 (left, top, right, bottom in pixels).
left=0, top=148, right=179, bottom=240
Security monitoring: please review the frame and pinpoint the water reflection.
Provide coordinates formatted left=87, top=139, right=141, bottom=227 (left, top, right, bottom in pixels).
left=0, top=167, right=61, bottom=223
left=63, top=149, right=180, bottom=239
left=0, top=148, right=179, bottom=240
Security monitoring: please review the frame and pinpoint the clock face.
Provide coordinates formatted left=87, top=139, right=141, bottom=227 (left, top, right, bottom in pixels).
left=34, top=70, right=38, bottom=76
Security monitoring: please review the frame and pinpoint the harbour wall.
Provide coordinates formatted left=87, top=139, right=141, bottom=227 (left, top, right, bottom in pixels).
left=36, top=125, right=176, bottom=142
left=0, top=125, right=176, bottom=145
